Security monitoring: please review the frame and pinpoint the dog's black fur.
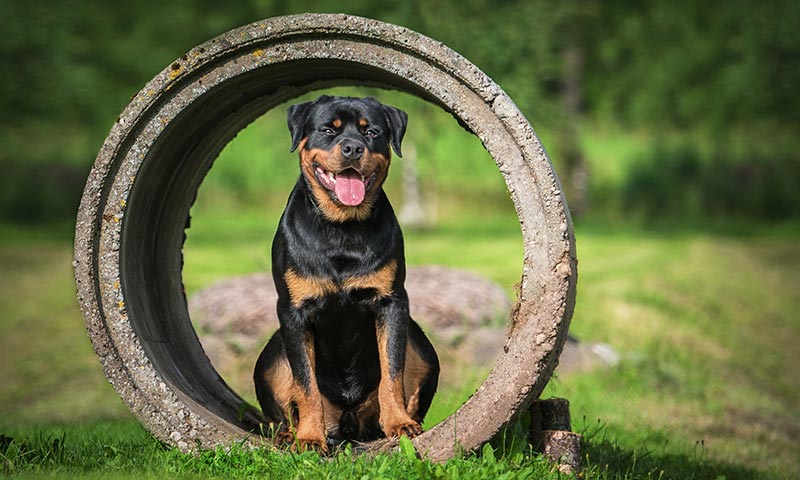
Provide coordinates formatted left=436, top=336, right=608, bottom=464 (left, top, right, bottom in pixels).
left=253, top=95, right=439, bottom=452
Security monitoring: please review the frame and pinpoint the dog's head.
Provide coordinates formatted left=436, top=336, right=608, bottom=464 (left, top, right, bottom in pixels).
left=287, top=95, right=407, bottom=222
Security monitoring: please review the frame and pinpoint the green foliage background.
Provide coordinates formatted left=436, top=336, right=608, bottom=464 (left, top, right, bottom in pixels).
left=1, top=0, right=799, bottom=223
left=1, top=3, right=799, bottom=477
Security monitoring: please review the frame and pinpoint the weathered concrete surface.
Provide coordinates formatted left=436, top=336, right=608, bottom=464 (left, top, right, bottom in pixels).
left=74, top=13, right=577, bottom=460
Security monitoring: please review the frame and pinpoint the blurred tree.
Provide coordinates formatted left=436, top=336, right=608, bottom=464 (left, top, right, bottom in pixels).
left=0, top=0, right=262, bottom=221
left=586, top=0, right=800, bottom=133
left=406, top=0, right=601, bottom=216
left=0, top=0, right=797, bottom=222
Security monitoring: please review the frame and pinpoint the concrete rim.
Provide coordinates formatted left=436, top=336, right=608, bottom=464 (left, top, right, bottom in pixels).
left=73, top=13, right=577, bottom=461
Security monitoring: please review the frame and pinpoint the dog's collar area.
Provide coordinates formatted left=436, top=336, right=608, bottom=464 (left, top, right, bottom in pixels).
left=305, top=187, right=326, bottom=217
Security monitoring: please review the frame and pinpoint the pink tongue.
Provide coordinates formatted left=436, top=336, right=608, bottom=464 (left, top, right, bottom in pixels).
left=335, top=170, right=366, bottom=206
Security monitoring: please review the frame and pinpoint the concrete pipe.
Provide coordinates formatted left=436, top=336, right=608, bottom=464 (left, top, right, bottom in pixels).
left=73, top=13, right=577, bottom=461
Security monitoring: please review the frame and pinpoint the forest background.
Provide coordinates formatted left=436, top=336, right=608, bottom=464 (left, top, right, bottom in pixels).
left=1, top=1, right=798, bottom=478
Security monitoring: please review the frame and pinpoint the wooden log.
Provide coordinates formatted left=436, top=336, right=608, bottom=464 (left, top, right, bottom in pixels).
left=541, top=397, right=572, bottom=431
left=529, top=399, right=544, bottom=451
left=529, top=398, right=580, bottom=474
left=542, top=430, right=582, bottom=475
left=529, top=397, right=572, bottom=446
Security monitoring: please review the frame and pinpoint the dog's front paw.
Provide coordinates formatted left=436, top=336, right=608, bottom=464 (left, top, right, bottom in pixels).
left=273, top=429, right=296, bottom=448
left=296, top=436, right=329, bottom=454
left=273, top=430, right=330, bottom=454
left=384, top=420, right=423, bottom=439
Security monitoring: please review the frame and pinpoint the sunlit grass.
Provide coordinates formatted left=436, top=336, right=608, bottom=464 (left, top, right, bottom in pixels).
left=1, top=217, right=798, bottom=478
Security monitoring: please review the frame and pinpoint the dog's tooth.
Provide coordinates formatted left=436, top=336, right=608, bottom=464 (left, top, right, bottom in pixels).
left=329, top=172, right=336, bottom=183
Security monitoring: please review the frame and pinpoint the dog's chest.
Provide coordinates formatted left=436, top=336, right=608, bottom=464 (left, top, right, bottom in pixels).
left=283, top=240, right=397, bottom=308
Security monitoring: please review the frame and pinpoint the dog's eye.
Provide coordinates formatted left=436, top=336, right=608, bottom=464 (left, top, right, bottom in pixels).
left=320, top=127, right=337, bottom=136
left=364, top=128, right=380, bottom=139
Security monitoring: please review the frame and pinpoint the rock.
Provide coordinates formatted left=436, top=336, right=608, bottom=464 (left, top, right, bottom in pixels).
left=556, top=336, right=620, bottom=374
left=188, top=265, right=513, bottom=373
left=189, top=273, right=278, bottom=341
left=188, top=267, right=617, bottom=394
left=405, top=265, right=513, bottom=331
left=438, top=330, right=620, bottom=376
left=453, top=327, right=509, bottom=366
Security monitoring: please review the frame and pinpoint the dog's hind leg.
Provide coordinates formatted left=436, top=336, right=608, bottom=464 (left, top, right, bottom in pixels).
left=403, top=319, right=439, bottom=423
left=253, top=332, right=296, bottom=435
left=254, top=329, right=330, bottom=452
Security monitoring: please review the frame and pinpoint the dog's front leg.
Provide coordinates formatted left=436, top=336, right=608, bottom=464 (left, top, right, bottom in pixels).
left=278, top=304, right=328, bottom=452
left=376, top=296, right=423, bottom=438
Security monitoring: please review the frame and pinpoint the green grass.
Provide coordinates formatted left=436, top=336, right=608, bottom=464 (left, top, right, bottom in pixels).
left=1, top=213, right=799, bottom=478
left=0, top=418, right=578, bottom=479
left=0, top=418, right=777, bottom=479
left=0, top=236, right=128, bottom=425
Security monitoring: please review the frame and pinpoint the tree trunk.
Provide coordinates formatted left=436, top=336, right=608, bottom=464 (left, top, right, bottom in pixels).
left=560, top=42, right=589, bottom=217
left=398, top=141, right=427, bottom=228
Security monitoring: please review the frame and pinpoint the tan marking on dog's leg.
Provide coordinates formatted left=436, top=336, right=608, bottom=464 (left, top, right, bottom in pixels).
left=376, top=323, right=422, bottom=439
left=320, top=394, right=343, bottom=436
left=290, top=331, right=328, bottom=452
left=258, top=352, right=297, bottom=446
left=354, top=388, right=380, bottom=419
left=259, top=351, right=296, bottom=423
left=403, top=340, right=431, bottom=422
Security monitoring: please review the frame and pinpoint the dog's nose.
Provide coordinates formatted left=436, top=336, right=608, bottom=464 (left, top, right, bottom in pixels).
left=340, top=139, right=365, bottom=160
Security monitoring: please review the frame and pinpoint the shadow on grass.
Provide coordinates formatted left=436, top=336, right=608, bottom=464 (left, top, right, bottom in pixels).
left=582, top=436, right=771, bottom=480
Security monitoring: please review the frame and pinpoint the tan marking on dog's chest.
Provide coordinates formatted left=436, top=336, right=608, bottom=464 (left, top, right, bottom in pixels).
left=284, top=269, right=338, bottom=308
left=342, top=260, right=397, bottom=297
left=284, top=261, right=398, bottom=307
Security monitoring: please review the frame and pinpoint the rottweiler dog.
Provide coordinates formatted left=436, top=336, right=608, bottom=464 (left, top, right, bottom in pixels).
left=253, top=95, right=439, bottom=452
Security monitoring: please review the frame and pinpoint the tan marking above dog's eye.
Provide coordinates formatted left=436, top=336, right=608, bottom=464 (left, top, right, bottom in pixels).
left=332, top=118, right=342, bottom=128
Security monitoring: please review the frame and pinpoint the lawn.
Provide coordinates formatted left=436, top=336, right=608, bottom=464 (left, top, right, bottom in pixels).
left=1, top=210, right=798, bottom=478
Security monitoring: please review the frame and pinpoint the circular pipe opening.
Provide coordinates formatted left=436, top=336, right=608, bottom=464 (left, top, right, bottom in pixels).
left=75, top=14, right=576, bottom=461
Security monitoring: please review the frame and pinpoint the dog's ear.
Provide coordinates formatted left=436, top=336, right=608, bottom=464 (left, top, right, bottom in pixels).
left=287, top=101, right=313, bottom=152
left=288, top=95, right=335, bottom=152
left=382, top=105, right=408, bottom=158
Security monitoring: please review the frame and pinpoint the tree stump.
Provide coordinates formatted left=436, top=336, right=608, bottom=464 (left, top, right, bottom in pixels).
left=543, top=431, right=582, bottom=475
left=530, top=398, right=581, bottom=475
